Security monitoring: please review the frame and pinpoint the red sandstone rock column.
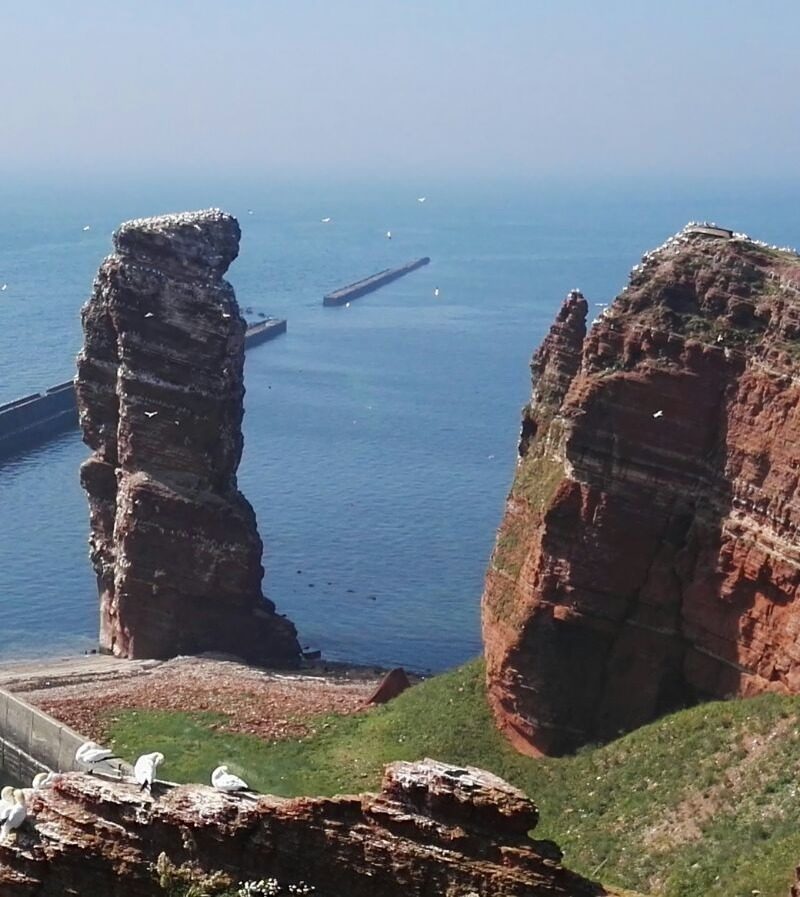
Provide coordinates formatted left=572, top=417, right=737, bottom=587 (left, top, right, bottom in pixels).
left=75, top=209, right=299, bottom=665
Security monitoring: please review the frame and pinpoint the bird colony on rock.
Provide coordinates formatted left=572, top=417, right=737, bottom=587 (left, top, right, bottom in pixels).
left=483, top=224, right=800, bottom=756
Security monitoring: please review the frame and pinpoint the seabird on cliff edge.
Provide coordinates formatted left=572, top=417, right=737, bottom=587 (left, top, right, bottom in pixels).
left=0, top=790, right=26, bottom=841
left=75, top=741, right=119, bottom=768
left=211, top=765, right=250, bottom=794
left=134, top=752, right=164, bottom=792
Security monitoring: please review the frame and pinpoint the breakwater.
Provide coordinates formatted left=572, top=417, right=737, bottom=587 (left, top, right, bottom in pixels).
left=0, top=318, right=287, bottom=463
left=323, top=257, right=430, bottom=306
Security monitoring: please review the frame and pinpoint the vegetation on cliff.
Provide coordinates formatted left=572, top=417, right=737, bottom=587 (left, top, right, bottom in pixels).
left=107, top=659, right=800, bottom=897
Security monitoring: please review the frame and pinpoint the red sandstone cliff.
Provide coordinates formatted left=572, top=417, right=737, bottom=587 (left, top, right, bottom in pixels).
left=482, top=225, right=800, bottom=756
left=75, top=209, right=299, bottom=664
left=0, top=761, right=620, bottom=896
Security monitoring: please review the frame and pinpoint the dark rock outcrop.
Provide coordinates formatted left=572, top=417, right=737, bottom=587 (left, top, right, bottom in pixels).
left=0, top=761, right=621, bottom=896
left=365, top=667, right=411, bottom=705
left=75, top=209, right=299, bottom=664
left=482, top=225, right=800, bottom=756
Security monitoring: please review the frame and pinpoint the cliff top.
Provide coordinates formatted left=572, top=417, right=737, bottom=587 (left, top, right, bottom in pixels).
left=113, top=207, right=241, bottom=277
left=597, top=222, right=800, bottom=368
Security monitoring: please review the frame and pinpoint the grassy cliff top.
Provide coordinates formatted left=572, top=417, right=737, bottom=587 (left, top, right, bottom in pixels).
left=106, top=659, right=800, bottom=897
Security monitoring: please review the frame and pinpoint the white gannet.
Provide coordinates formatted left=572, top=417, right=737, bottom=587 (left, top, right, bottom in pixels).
left=321, top=217, right=331, bottom=223
left=144, top=411, right=158, bottom=418
left=385, top=230, right=392, bottom=239
left=134, top=751, right=164, bottom=791
left=417, top=196, right=426, bottom=203
left=653, top=410, right=664, bottom=419
left=75, top=741, right=118, bottom=767
left=211, top=765, right=249, bottom=793
left=0, top=790, right=26, bottom=841
left=433, top=287, right=440, bottom=297
left=32, top=772, right=58, bottom=790
left=0, top=786, right=14, bottom=816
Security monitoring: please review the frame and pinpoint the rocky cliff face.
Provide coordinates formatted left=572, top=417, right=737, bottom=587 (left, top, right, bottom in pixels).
left=482, top=225, right=800, bottom=756
left=0, top=761, right=619, bottom=897
left=75, top=209, right=299, bottom=664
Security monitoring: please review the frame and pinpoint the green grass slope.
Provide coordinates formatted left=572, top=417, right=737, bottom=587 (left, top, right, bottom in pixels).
left=105, top=660, right=800, bottom=897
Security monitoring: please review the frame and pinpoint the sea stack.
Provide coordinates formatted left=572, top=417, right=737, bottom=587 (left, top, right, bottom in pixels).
left=75, top=209, right=300, bottom=664
left=482, top=224, right=800, bottom=756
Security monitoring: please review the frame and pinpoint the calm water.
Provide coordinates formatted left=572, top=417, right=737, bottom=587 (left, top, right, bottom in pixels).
left=1, top=178, right=798, bottom=671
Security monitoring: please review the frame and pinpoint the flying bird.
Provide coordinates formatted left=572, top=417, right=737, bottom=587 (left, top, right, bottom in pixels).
left=144, top=312, right=154, bottom=318
left=144, top=411, right=158, bottom=418
left=417, top=197, right=426, bottom=203
left=212, top=765, right=249, bottom=793
left=345, top=302, right=351, bottom=308
left=1, top=284, right=7, bottom=291
left=653, top=410, right=664, bottom=419
left=321, top=217, right=331, bottom=223
left=247, top=209, right=254, bottom=215
left=82, top=225, right=91, bottom=232
left=134, top=752, right=164, bottom=792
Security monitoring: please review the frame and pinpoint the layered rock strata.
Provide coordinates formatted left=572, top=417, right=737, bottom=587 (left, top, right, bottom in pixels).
left=75, top=209, right=299, bottom=663
left=0, top=760, right=618, bottom=897
left=482, top=225, right=800, bottom=756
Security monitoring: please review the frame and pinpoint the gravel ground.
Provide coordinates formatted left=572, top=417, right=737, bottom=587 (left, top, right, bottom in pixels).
left=14, top=655, right=388, bottom=743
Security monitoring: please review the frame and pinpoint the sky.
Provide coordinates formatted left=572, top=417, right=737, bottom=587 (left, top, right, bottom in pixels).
left=2, top=0, right=800, bottom=180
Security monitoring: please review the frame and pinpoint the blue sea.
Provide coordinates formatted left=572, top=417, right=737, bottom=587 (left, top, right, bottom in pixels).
left=0, top=177, right=798, bottom=672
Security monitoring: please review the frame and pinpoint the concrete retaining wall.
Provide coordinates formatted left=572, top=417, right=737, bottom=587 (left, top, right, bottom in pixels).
left=0, top=687, right=91, bottom=781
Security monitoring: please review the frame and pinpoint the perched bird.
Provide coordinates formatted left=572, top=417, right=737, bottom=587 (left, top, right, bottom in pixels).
left=653, top=410, right=664, bottom=419
left=134, top=752, right=164, bottom=792
left=417, top=196, right=426, bottom=203
left=31, top=772, right=58, bottom=790
left=75, top=741, right=118, bottom=767
left=0, top=790, right=26, bottom=841
left=0, top=786, right=14, bottom=815
left=144, top=411, right=158, bottom=418
left=212, top=765, right=249, bottom=793
left=321, top=217, right=331, bottom=223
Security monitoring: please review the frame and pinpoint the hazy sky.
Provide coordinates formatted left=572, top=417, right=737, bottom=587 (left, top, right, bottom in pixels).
left=3, top=0, right=799, bottom=179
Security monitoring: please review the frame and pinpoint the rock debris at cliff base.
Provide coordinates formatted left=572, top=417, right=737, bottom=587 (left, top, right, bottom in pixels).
left=482, top=224, right=800, bottom=756
left=75, top=209, right=300, bottom=664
